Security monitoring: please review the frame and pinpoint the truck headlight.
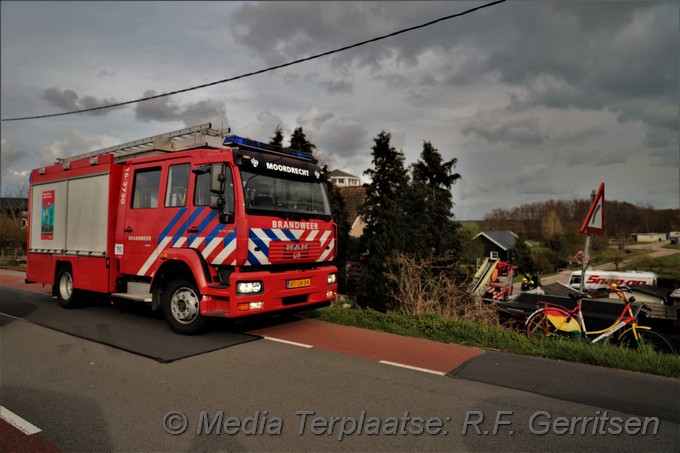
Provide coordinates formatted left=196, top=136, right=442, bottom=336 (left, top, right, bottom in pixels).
left=236, top=281, right=263, bottom=294
left=327, top=273, right=337, bottom=285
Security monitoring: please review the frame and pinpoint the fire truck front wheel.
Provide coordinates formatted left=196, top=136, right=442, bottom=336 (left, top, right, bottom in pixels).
left=162, top=277, right=207, bottom=335
left=56, top=267, right=80, bottom=308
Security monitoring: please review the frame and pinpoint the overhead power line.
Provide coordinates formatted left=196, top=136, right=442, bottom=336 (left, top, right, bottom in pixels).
left=1, top=0, right=505, bottom=122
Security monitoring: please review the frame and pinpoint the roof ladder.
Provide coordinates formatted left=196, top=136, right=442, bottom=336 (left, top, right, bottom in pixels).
left=57, top=123, right=229, bottom=164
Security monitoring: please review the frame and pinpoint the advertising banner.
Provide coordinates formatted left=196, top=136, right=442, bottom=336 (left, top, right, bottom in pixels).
left=41, top=190, right=55, bottom=240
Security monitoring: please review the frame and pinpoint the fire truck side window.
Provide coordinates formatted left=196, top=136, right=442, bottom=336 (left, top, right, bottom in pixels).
left=194, top=172, right=210, bottom=206
left=165, top=163, right=190, bottom=208
left=222, top=168, right=235, bottom=214
left=194, top=167, right=234, bottom=212
left=132, top=167, right=161, bottom=209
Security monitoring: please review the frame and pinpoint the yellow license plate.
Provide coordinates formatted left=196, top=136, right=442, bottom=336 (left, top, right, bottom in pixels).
left=287, top=278, right=311, bottom=289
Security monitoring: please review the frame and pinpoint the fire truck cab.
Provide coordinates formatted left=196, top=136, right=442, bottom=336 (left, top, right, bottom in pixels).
left=26, top=124, right=338, bottom=334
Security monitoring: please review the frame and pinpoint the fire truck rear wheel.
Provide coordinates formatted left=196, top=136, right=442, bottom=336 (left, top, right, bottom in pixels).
left=56, top=267, right=80, bottom=308
left=162, top=277, right=206, bottom=335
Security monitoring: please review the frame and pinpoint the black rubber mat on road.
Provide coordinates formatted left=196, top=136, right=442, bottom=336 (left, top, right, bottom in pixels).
left=0, top=286, right=260, bottom=363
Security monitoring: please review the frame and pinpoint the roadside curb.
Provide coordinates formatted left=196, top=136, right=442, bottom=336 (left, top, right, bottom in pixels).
left=0, top=266, right=26, bottom=272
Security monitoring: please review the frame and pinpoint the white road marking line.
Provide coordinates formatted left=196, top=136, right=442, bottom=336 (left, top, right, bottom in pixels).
left=262, top=339, right=445, bottom=375
left=379, top=360, right=445, bottom=376
left=0, top=312, right=23, bottom=321
left=264, top=337, right=313, bottom=349
left=0, top=406, right=42, bottom=435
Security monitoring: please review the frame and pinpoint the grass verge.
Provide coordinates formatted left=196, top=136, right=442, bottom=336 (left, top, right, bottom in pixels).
left=623, top=253, right=680, bottom=280
left=0, top=259, right=26, bottom=269
left=303, top=306, right=680, bottom=379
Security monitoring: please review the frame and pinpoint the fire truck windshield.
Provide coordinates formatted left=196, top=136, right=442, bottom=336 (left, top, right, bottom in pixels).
left=241, top=170, right=331, bottom=218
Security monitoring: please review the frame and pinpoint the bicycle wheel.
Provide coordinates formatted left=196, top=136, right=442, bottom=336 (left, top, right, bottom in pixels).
left=618, top=328, right=676, bottom=354
left=525, top=307, right=579, bottom=339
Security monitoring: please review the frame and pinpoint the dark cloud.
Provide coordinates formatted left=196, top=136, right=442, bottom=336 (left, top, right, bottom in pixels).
left=229, top=2, right=677, bottom=153
left=513, top=165, right=565, bottom=195
left=40, top=87, right=78, bottom=111
left=230, top=2, right=393, bottom=67
left=2, top=1, right=676, bottom=216
left=559, top=145, right=629, bottom=167
left=79, top=96, right=121, bottom=115
left=135, top=90, right=181, bottom=122
left=179, top=100, right=229, bottom=129
left=461, top=111, right=547, bottom=147
left=553, top=126, right=607, bottom=148
left=324, top=79, right=353, bottom=95
left=0, top=138, right=27, bottom=171
left=316, top=118, right=369, bottom=157
left=292, top=108, right=369, bottom=159
left=134, top=91, right=228, bottom=128
left=419, top=74, right=439, bottom=87
left=475, top=4, right=677, bottom=124
left=374, top=73, right=409, bottom=88
left=96, top=69, right=116, bottom=78
left=40, top=87, right=121, bottom=116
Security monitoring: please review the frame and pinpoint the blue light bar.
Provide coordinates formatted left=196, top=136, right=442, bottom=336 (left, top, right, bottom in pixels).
left=223, top=135, right=313, bottom=160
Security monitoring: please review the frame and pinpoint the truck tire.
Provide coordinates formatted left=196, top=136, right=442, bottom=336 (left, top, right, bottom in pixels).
left=162, top=277, right=207, bottom=335
left=56, top=267, right=80, bottom=308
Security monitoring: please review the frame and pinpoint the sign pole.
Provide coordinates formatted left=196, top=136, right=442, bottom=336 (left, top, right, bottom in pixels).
left=579, top=183, right=605, bottom=293
left=580, top=233, right=591, bottom=293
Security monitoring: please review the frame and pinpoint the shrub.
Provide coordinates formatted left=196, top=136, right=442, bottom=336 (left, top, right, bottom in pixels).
left=384, top=252, right=498, bottom=325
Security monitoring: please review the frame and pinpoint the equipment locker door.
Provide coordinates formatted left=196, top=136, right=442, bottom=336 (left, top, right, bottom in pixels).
left=120, top=162, right=190, bottom=277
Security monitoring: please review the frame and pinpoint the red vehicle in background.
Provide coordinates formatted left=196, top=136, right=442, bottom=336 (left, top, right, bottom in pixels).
left=472, top=258, right=515, bottom=302
left=26, top=124, right=338, bottom=334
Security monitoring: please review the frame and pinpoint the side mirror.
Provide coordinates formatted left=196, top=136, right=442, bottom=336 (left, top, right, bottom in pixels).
left=209, top=194, right=225, bottom=208
left=209, top=195, right=233, bottom=224
left=210, top=163, right=225, bottom=193
left=192, top=164, right=211, bottom=175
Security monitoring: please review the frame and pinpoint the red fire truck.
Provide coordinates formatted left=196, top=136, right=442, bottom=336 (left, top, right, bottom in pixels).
left=26, top=124, right=338, bottom=334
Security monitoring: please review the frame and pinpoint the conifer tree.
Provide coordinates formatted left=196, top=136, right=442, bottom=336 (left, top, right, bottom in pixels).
left=357, top=131, right=409, bottom=311
left=289, top=127, right=318, bottom=164
left=322, top=166, right=351, bottom=290
left=409, top=141, right=462, bottom=256
left=269, top=125, right=284, bottom=147
left=512, top=229, right=534, bottom=275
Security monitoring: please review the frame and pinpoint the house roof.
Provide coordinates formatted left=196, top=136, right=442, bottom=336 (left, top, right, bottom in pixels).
left=329, top=169, right=359, bottom=179
left=338, top=186, right=366, bottom=224
left=473, top=231, right=518, bottom=251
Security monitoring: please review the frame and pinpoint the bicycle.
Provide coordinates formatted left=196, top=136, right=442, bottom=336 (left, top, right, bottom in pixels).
left=525, top=287, right=675, bottom=354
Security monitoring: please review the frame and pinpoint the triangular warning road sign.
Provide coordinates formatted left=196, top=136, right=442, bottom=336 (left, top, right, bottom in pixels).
left=580, top=182, right=605, bottom=235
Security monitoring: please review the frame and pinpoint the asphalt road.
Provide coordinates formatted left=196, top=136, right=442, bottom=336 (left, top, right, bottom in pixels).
left=1, top=274, right=679, bottom=451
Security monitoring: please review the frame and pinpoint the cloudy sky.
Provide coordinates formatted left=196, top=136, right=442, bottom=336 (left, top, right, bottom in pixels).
left=1, top=1, right=678, bottom=220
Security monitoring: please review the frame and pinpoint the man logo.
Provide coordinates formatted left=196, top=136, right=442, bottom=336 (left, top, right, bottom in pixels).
left=286, top=244, right=309, bottom=251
